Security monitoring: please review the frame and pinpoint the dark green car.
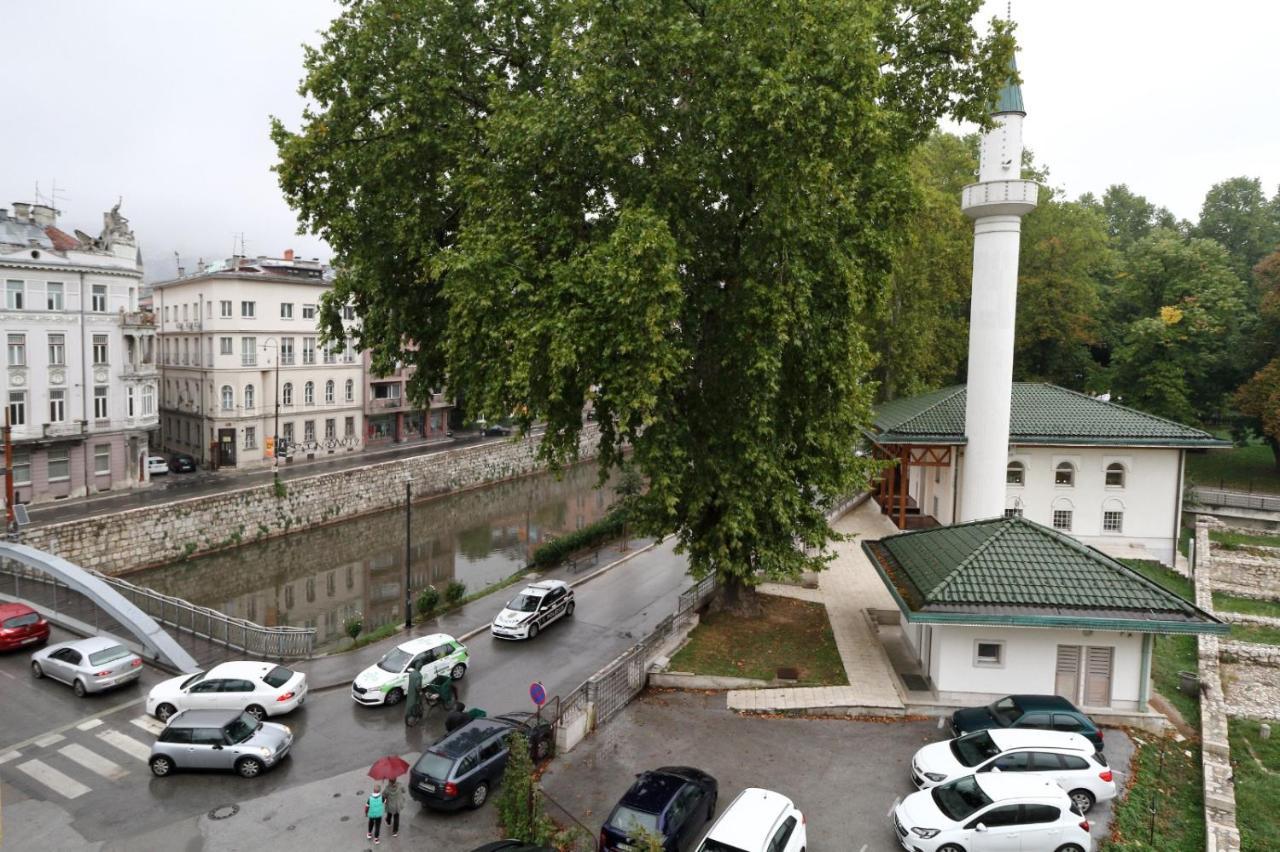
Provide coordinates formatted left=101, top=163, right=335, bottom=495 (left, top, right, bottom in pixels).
left=950, top=694, right=1104, bottom=750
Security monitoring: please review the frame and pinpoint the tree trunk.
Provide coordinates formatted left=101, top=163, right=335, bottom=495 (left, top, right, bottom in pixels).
left=709, top=574, right=763, bottom=618
left=1269, top=437, right=1280, bottom=471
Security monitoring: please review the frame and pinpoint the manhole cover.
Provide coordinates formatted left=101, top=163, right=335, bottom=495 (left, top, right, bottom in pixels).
left=208, top=804, right=240, bottom=821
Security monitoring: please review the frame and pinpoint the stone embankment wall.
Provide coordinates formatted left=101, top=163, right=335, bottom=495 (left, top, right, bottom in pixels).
left=1220, top=641, right=1280, bottom=667
left=26, top=426, right=602, bottom=577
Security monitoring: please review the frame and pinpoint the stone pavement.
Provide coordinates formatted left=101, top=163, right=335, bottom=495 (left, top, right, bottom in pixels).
left=728, top=499, right=904, bottom=714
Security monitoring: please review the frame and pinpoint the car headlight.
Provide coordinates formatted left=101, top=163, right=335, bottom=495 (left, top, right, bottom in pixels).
left=259, top=747, right=272, bottom=758
left=910, top=827, right=940, bottom=839
left=923, top=771, right=948, bottom=782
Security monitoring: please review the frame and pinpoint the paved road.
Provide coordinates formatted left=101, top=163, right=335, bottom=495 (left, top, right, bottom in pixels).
left=0, top=541, right=691, bottom=848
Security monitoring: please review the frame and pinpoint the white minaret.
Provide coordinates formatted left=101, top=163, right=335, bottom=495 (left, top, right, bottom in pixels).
left=958, top=57, right=1038, bottom=522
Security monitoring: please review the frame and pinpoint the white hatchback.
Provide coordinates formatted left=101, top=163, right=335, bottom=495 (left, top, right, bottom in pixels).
left=696, top=788, right=806, bottom=852
left=491, top=580, right=575, bottom=640
left=351, top=633, right=469, bottom=706
left=893, top=774, right=1092, bottom=852
left=911, top=728, right=1116, bottom=813
left=147, top=661, right=307, bottom=722
left=147, top=456, right=169, bottom=475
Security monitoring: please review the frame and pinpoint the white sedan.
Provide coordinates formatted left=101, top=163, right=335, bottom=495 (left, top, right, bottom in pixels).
left=147, top=661, right=307, bottom=722
left=911, top=728, right=1115, bottom=813
left=491, top=579, right=575, bottom=640
left=147, top=455, right=169, bottom=475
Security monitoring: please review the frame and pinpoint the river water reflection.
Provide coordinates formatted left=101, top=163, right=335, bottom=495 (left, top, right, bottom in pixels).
left=128, top=463, right=617, bottom=647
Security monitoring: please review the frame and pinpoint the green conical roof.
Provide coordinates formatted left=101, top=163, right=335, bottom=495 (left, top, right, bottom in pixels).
left=994, top=55, right=1025, bottom=115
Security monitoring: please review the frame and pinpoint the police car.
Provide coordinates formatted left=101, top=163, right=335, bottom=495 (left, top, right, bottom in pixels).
left=491, top=580, right=575, bottom=640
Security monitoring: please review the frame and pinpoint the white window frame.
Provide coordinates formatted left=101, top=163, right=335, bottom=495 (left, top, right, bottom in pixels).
left=220, top=300, right=233, bottom=318
left=974, top=640, right=1005, bottom=668
left=8, top=391, right=27, bottom=426
left=345, top=379, right=354, bottom=402
left=241, top=300, right=256, bottom=318
left=7, top=334, right=26, bottom=366
left=282, top=383, right=294, bottom=406
left=93, top=386, right=109, bottom=420
left=1006, top=460, right=1025, bottom=486
left=221, top=386, right=234, bottom=411
left=49, top=389, right=66, bottom=422
left=220, top=337, right=233, bottom=355
left=241, top=337, right=257, bottom=366
left=325, top=380, right=334, bottom=403
left=47, top=333, right=65, bottom=366
left=47, top=447, right=70, bottom=482
left=304, top=381, right=315, bottom=405
left=1104, top=462, right=1126, bottom=489
left=46, top=282, right=63, bottom=310
left=91, top=284, right=107, bottom=312
left=92, top=334, right=109, bottom=365
left=1102, top=510, right=1124, bottom=534
left=94, top=444, right=111, bottom=475
left=280, top=303, right=294, bottom=319
left=302, top=304, right=317, bottom=320
left=1054, top=461, right=1075, bottom=487
left=243, top=427, right=256, bottom=450
left=1052, top=509, right=1073, bottom=531
left=244, top=385, right=255, bottom=410
left=6, top=280, right=25, bottom=310
left=12, top=449, right=31, bottom=485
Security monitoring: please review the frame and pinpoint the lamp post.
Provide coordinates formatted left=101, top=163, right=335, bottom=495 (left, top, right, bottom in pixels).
left=403, top=473, right=413, bottom=630
left=260, top=339, right=281, bottom=479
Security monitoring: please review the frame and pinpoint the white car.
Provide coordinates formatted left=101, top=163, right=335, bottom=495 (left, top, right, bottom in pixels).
left=893, top=774, right=1092, bottom=852
left=696, top=788, right=806, bottom=852
left=147, top=455, right=169, bottom=475
left=351, top=633, right=469, bottom=706
left=911, top=728, right=1116, bottom=813
left=147, top=661, right=307, bottom=722
left=491, top=579, right=575, bottom=640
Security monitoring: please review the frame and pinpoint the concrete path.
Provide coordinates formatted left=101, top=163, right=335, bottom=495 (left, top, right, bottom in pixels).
left=728, top=500, right=904, bottom=714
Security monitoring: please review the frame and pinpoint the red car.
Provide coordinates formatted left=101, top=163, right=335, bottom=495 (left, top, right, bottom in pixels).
left=0, top=603, right=50, bottom=651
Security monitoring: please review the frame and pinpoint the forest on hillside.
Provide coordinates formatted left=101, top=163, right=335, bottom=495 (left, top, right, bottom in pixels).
left=870, top=133, right=1280, bottom=467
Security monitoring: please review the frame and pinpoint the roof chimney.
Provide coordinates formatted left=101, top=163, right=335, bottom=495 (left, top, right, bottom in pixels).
left=283, top=248, right=294, bottom=261
left=11, top=202, right=31, bottom=222
left=30, top=204, right=57, bottom=227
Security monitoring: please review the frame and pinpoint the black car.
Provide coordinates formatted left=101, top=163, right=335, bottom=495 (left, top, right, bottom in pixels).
left=168, top=452, right=197, bottom=473
left=468, top=843, right=556, bottom=852
left=600, top=766, right=718, bottom=852
left=483, top=424, right=513, bottom=437
left=951, top=694, right=1104, bottom=751
left=409, top=712, right=555, bottom=811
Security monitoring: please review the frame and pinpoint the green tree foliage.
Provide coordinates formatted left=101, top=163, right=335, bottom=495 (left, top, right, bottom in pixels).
left=1095, top=184, right=1179, bottom=249
left=1195, top=176, right=1280, bottom=283
left=271, top=0, right=1016, bottom=608
left=1234, top=251, right=1280, bottom=467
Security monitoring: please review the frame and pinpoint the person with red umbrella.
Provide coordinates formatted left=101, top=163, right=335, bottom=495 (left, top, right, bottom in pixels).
left=368, top=756, right=410, bottom=839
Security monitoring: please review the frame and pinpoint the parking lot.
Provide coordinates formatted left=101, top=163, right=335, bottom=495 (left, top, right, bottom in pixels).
left=540, top=689, right=1133, bottom=851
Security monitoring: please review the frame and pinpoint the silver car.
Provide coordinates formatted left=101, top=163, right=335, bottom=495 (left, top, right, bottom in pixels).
left=149, top=709, right=292, bottom=778
left=31, top=636, right=143, bottom=696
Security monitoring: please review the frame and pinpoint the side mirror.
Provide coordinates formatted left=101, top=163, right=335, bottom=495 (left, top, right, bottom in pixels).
left=974, top=823, right=988, bottom=833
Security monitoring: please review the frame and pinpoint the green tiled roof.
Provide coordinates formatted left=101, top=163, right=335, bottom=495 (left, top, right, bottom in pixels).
left=862, top=516, right=1226, bottom=634
left=994, top=55, right=1025, bottom=115
left=869, top=383, right=1228, bottom=448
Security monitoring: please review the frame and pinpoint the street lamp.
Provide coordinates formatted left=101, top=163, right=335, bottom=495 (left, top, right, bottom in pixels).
left=403, top=472, right=413, bottom=630
left=260, top=339, right=281, bottom=479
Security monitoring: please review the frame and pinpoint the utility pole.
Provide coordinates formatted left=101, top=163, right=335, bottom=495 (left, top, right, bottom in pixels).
left=404, top=479, right=413, bottom=630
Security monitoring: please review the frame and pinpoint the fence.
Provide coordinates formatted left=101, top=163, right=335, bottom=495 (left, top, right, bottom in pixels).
left=1191, top=487, right=1280, bottom=513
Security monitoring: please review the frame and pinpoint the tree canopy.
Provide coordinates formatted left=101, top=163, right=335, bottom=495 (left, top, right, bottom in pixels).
left=272, top=0, right=1016, bottom=600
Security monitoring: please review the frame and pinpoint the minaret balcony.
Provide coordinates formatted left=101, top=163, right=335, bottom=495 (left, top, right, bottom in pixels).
left=961, top=179, right=1038, bottom=219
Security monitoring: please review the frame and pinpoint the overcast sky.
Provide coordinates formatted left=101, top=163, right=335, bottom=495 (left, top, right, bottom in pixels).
left=3, top=1, right=1276, bottom=282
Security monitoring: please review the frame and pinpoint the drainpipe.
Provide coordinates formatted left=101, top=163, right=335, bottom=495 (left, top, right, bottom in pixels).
left=1172, top=449, right=1185, bottom=563
left=80, top=271, right=91, bottom=499
left=1137, top=633, right=1152, bottom=709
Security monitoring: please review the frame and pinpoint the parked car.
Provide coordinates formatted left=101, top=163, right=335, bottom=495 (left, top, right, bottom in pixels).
left=168, top=452, right=197, bottom=473
left=910, top=728, right=1116, bottom=813
left=491, top=579, right=575, bottom=640
left=351, top=633, right=468, bottom=706
left=30, top=636, right=143, bottom=696
left=695, top=787, right=805, bottom=852
left=147, top=455, right=169, bottom=475
left=483, top=424, right=513, bottom=437
left=0, top=603, right=49, bottom=651
left=148, top=708, right=292, bottom=779
left=951, top=694, right=1104, bottom=751
left=892, top=773, right=1091, bottom=852
left=146, top=660, right=307, bottom=722
left=408, top=712, right=555, bottom=810
left=600, top=766, right=718, bottom=852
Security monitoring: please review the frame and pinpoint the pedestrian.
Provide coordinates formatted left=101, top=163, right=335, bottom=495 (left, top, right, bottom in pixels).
left=384, top=778, right=405, bottom=838
left=404, top=663, right=423, bottom=726
left=365, top=784, right=385, bottom=844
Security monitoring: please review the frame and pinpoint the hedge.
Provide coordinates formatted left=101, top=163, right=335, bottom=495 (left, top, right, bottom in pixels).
left=531, top=509, right=627, bottom=568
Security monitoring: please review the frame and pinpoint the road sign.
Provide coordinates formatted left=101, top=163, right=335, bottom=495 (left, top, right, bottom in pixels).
left=529, top=681, right=546, bottom=707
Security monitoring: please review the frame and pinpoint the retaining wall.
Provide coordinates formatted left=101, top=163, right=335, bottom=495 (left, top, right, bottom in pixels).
left=25, top=426, right=601, bottom=578
left=1220, top=640, right=1280, bottom=667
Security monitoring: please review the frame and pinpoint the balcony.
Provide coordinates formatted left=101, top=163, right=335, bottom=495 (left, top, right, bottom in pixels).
left=121, top=310, right=156, bottom=328
left=43, top=421, right=87, bottom=439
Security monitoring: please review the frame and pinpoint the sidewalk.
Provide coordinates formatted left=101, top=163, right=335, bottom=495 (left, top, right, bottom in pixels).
left=727, top=499, right=905, bottom=714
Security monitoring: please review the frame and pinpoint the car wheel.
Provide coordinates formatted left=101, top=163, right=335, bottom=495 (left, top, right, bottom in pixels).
left=1055, top=846, right=1086, bottom=852
left=450, top=663, right=467, bottom=681
left=30, top=661, right=43, bottom=679
left=245, top=704, right=266, bottom=721
left=1069, top=789, right=1096, bottom=814
left=527, top=623, right=539, bottom=640
left=149, top=755, right=174, bottom=777
left=533, top=736, right=553, bottom=762
left=155, top=703, right=177, bottom=722
left=937, top=845, right=966, bottom=852
left=236, top=757, right=264, bottom=778
left=470, top=780, right=489, bottom=809
left=566, top=601, right=575, bottom=617
left=384, top=688, right=405, bottom=706
left=73, top=679, right=87, bottom=698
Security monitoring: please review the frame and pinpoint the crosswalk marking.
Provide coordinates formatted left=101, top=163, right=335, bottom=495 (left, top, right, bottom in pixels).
left=33, top=733, right=66, bottom=748
left=76, top=719, right=104, bottom=732
left=0, top=750, right=22, bottom=765
left=16, top=759, right=92, bottom=799
left=58, top=743, right=128, bottom=781
left=96, top=729, right=151, bottom=762
left=130, top=715, right=165, bottom=736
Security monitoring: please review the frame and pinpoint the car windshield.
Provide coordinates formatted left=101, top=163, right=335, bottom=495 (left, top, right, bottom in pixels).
left=699, top=842, right=751, bottom=852
left=263, top=665, right=294, bottom=688
left=931, top=776, right=993, bottom=822
left=377, top=648, right=413, bottom=673
left=507, top=594, right=542, bottom=613
left=416, top=750, right=455, bottom=781
left=180, top=671, right=206, bottom=689
left=951, top=731, right=1002, bottom=767
left=224, top=712, right=262, bottom=744
left=608, top=804, right=659, bottom=835
left=989, top=697, right=1023, bottom=726
left=88, top=645, right=131, bottom=666
left=2, top=613, right=39, bottom=628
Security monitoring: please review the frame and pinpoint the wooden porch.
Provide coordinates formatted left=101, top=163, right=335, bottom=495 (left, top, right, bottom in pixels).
left=870, top=442, right=951, bottom=531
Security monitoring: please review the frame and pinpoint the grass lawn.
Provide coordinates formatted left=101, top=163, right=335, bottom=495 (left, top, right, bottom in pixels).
left=1231, top=718, right=1280, bottom=852
left=1187, top=439, right=1280, bottom=494
left=1213, top=594, right=1280, bottom=621
left=668, top=594, right=847, bottom=685
left=1103, top=735, right=1205, bottom=852
left=1211, top=529, right=1280, bottom=550
left=1122, top=559, right=1194, bottom=601
left=1229, top=623, right=1280, bottom=646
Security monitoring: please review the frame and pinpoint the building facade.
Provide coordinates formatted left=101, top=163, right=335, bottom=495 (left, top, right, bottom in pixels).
left=154, top=252, right=364, bottom=468
left=1, top=201, right=158, bottom=506
left=363, top=350, right=452, bottom=447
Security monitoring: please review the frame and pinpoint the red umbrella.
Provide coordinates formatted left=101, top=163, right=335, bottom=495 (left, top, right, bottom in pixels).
left=368, top=755, right=411, bottom=780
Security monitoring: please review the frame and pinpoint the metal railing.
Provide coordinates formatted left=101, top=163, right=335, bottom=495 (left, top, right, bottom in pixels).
left=1191, top=487, right=1280, bottom=513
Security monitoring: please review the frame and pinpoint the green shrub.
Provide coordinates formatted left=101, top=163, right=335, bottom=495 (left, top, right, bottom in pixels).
left=496, top=733, right=541, bottom=840
left=445, top=579, right=467, bottom=605
left=343, top=614, right=363, bottom=640
left=531, top=509, right=627, bottom=568
left=416, top=586, right=440, bottom=618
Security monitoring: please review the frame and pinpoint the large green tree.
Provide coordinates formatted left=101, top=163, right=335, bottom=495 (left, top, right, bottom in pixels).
left=1195, top=176, right=1280, bottom=283
left=272, top=0, right=1015, bottom=609
left=1235, top=251, right=1280, bottom=467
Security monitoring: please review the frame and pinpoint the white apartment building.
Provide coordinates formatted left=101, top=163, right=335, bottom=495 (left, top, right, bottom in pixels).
left=153, top=252, right=364, bottom=468
left=0, top=201, right=158, bottom=505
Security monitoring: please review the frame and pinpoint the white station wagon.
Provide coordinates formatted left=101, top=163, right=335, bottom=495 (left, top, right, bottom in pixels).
left=911, top=728, right=1116, bottom=813
left=351, top=633, right=469, bottom=706
left=147, top=660, right=307, bottom=722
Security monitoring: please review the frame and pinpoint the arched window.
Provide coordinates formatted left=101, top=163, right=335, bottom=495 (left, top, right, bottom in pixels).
left=1006, top=461, right=1025, bottom=486
left=345, top=378, right=354, bottom=402
left=282, top=382, right=293, bottom=406
left=1105, top=462, right=1126, bottom=488
left=1102, top=498, right=1124, bottom=534
left=1051, top=497, right=1074, bottom=532
left=325, top=380, right=335, bottom=403
left=220, top=385, right=233, bottom=410
left=1054, top=461, right=1075, bottom=487
left=244, top=384, right=255, bottom=410
left=304, top=381, right=314, bottom=405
